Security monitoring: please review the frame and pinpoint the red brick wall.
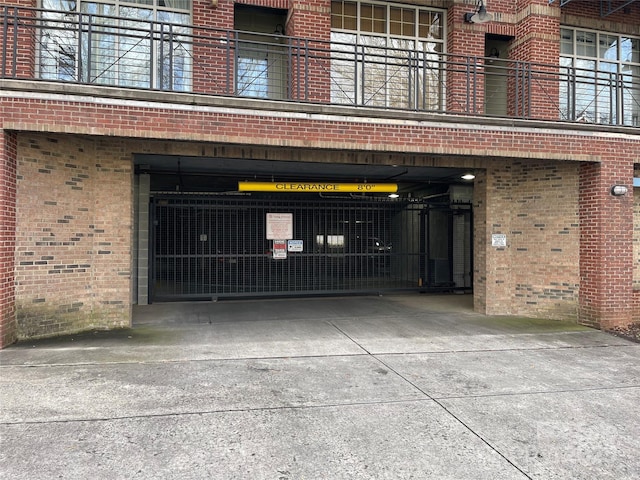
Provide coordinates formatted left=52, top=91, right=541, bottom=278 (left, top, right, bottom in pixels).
left=287, top=0, right=332, bottom=103
left=14, top=133, right=132, bottom=339
left=0, top=130, right=17, bottom=348
left=191, top=1, right=234, bottom=94
left=1, top=1, right=37, bottom=79
left=561, top=0, right=640, bottom=26
left=2, top=94, right=637, bottom=162
left=579, top=158, right=635, bottom=329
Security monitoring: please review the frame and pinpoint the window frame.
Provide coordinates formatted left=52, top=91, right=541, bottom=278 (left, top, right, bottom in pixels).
left=330, top=0, right=446, bottom=111
left=38, top=0, right=193, bottom=91
left=560, top=27, right=640, bottom=126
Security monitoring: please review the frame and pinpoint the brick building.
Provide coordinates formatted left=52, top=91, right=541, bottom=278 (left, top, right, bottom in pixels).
left=1, top=0, right=639, bottom=347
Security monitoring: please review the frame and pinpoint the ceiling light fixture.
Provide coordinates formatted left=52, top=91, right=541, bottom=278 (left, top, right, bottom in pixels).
left=464, top=0, right=493, bottom=24
left=461, top=173, right=476, bottom=181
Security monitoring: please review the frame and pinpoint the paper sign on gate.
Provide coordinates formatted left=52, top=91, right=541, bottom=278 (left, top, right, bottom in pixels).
left=266, top=213, right=293, bottom=240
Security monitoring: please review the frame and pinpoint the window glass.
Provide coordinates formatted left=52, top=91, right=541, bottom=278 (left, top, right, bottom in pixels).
left=360, top=3, right=386, bottom=34
left=330, top=1, right=445, bottom=110
left=576, top=31, right=596, bottom=57
left=39, top=0, right=191, bottom=90
left=419, top=11, right=441, bottom=40
left=560, top=27, right=639, bottom=126
left=599, top=34, right=618, bottom=60
left=560, top=28, right=573, bottom=55
left=622, top=37, right=640, bottom=63
left=331, top=1, right=357, bottom=30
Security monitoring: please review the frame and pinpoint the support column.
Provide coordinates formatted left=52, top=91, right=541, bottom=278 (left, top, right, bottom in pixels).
left=0, top=130, right=17, bottom=348
left=473, top=164, right=515, bottom=315
left=579, top=162, right=634, bottom=330
left=136, top=174, right=151, bottom=305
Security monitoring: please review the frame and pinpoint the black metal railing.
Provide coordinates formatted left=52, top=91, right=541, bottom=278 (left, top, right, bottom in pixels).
left=2, top=5, right=639, bottom=127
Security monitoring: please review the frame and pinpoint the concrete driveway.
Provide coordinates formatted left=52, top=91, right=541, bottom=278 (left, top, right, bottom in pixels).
left=1, top=294, right=639, bottom=479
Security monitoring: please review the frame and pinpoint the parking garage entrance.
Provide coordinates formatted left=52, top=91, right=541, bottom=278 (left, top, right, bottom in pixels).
left=150, top=194, right=472, bottom=301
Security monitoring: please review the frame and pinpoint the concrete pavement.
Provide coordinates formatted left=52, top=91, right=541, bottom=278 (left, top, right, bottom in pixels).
left=1, top=294, right=639, bottom=479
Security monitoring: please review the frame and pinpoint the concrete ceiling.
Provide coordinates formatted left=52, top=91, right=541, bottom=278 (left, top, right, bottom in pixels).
left=135, top=154, right=474, bottom=195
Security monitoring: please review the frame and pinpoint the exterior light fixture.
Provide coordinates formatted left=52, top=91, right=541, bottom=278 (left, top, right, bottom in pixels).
left=388, top=193, right=400, bottom=199
left=464, top=0, right=493, bottom=24
left=610, top=185, right=629, bottom=196
left=461, top=173, right=476, bottom=181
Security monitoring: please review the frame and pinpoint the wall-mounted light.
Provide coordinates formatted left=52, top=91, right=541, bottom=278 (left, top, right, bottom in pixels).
left=464, top=0, right=493, bottom=24
left=611, top=185, right=629, bottom=196
left=461, top=173, right=476, bottom=181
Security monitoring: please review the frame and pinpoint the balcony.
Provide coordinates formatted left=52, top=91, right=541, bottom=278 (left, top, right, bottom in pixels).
left=1, top=5, right=639, bottom=127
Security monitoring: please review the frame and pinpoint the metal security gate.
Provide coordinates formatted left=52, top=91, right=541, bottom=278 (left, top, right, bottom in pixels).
left=150, top=194, right=472, bottom=301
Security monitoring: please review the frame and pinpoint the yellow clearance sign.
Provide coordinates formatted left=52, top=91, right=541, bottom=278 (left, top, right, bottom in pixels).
left=238, top=181, right=398, bottom=193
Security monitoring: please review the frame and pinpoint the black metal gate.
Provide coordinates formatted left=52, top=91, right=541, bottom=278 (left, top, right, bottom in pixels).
left=150, top=194, right=472, bottom=301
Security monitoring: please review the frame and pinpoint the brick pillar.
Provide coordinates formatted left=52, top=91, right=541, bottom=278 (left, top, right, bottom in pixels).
left=579, top=161, right=634, bottom=330
left=511, top=0, right=561, bottom=120
left=447, top=3, right=486, bottom=115
left=191, top=0, right=234, bottom=95
left=475, top=163, right=516, bottom=315
left=287, top=0, right=331, bottom=103
left=0, top=130, right=17, bottom=348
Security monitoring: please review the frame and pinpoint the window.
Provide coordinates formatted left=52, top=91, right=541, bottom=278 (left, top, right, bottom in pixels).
left=560, top=28, right=639, bottom=126
left=39, top=0, right=192, bottom=91
left=330, top=1, right=444, bottom=110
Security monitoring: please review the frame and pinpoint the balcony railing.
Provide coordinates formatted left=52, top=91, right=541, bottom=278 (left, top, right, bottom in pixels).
left=2, top=5, right=639, bottom=127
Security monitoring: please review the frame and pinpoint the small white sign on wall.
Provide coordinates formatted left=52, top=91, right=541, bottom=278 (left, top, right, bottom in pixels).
left=492, top=234, right=507, bottom=248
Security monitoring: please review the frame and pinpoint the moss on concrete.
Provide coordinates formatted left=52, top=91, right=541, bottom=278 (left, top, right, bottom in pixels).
left=476, top=315, right=592, bottom=333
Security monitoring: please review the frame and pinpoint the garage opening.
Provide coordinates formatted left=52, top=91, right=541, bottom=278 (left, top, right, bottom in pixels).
left=134, top=155, right=475, bottom=302
left=149, top=193, right=471, bottom=301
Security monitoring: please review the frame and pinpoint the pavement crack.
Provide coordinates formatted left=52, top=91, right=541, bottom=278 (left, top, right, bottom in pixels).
left=0, top=397, right=433, bottom=427
left=370, top=353, right=534, bottom=480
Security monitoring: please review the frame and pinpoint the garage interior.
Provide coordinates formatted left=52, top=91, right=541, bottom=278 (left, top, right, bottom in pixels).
left=134, top=155, right=475, bottom=302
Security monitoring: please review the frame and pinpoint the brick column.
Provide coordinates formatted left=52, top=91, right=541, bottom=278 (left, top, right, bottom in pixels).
left=0, top=130, right=17, bottom=348
left=474, top=163, right=516, bottom=315
left=447, top=3, right=486, bottom=115
left=191, top=0, right=234, bottom=95
left=579, top=161, right=634, bottom=330
left=287, top=0, right=331, bottom=103
left=511, top=0, right=561, bottom=120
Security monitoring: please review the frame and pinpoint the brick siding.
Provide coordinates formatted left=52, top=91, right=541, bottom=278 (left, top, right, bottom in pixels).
left=0, top=131, right=18, bottom=347
left=14, top=134, right=132, bottom=339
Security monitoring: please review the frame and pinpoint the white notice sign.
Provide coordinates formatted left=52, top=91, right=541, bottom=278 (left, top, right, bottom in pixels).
left=266, top=213, right=293, bottom=240
left=492, top=234, right=507, bottom=248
